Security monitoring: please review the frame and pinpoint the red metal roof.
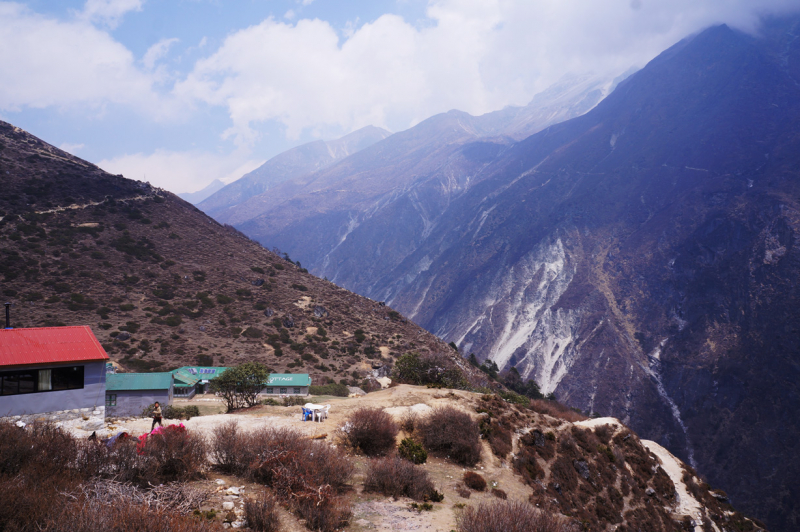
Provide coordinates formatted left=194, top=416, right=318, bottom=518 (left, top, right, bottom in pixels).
left=0, top=326, right=109, bottom=367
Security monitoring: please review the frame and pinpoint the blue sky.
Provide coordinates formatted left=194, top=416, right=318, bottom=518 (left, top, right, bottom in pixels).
left=2, top=0, right=799, bottom=193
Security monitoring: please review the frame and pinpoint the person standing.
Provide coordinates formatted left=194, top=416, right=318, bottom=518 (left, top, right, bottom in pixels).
left=151, top=402, right=163, bottom=431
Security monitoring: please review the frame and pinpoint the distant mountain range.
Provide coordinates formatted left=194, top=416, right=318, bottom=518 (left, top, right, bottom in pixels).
left=198, top=125, right=391, bottom=220
left=177, top=178, right=225, bottom=204
left=199, top=17, right=800, bottom=531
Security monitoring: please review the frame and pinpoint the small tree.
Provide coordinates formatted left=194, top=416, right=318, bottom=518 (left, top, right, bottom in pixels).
left=211, top=362, right=269, bottom=411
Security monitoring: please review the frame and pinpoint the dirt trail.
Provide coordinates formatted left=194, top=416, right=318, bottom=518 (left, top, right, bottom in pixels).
left=641, top=439, right=718, bottom=532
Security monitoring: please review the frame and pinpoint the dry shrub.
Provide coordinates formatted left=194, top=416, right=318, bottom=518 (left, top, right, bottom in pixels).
left=210, top=420, right=246, bottom=473
left=418, top=406, right=481, bottom=466
left=137, top=425, right=208, bottom=482
left=400, top=410, right=417, bottom=433
left=593, top=424, right=613, bottom=444
left=294, top=496, right=352, bottom=532
left=456, top=500, right=578, bottom=532
left=364, top=457, right=437, bottom=501
left=529, top=400, right=586, bottom=422
left=340, top=407, right=398, bottom=456
left=0, top=472, right=74, bottom=531
left=42, top=498, right=223, bottom=532
left=0, top=421, right=213, bottom=532
left=463, top=471, right=487, bottom=491
left=456, top=484, right=471, bottom=498
left=210, top=425, right=354, bottom=532
left=244, top=492, right=280, bottom=532
left=488, top=424, right=513, bottom=459
left=491, top=488, right=508, bottom=500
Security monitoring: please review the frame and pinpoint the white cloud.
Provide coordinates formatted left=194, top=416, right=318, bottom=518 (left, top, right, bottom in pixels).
left=0, top=3, right=176, bottom=117
left=284, top=9, right=296, bottom=20
left=80, top=0, right=143, bottom=29
left=175, top=0, right=800, bottom=147
left=142, top=37, right=179, bottom=70
left=97, top=150, right=264, bottom=194
left=58, top=142, right=85, bottom=154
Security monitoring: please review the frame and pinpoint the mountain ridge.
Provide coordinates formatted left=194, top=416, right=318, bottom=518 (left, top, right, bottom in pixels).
left=217, top=20, right=800, bottom=530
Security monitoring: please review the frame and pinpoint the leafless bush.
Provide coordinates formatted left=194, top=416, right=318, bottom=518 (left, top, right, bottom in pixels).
left=456, top=501, right=578, bottom=532
left=294, top=496, right=352, bottom=532
left=210, top=420, right=248, bottom=474
left=244, top=492, right=281, bottom=532
left=137, top=425, right=208, bottom=483
left=210, top=425, right=354, bottom=532
left=400, top=410, right=417, bottom=433
left=364, top=457, right=437, bottom=501
left=418, top=406, right=481, bottom=466
left=491, top=488, right=507, bottom=500
left=42, top=498, right=224, bottom=532
left=340, top=407, right=398, bottom=456
left=463, top=471, right=487, bottom=491
left=456, top=484, right=471, bottom=498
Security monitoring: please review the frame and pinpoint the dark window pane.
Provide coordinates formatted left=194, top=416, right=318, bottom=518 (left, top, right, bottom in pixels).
left=280, top=387, right=287, bottom=394
left=2, top=374, right=18, bottom=395
left=18, top=372, right=35, bottom=394
left=52, top=366, right=84, bottom=390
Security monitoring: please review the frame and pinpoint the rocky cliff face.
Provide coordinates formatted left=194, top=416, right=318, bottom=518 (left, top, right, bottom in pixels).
left=228, top=18, right=800, bottom=530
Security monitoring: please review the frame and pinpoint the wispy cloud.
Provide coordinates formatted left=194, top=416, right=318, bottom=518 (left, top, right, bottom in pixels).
left=80, top=0, right=143, bottom=29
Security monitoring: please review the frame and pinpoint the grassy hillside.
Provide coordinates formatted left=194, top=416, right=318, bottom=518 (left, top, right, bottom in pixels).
left=0, top=120, right=479, bottom=387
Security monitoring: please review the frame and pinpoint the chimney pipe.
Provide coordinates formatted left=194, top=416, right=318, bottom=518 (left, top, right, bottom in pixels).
left=5, top=302, right=10, bottom=329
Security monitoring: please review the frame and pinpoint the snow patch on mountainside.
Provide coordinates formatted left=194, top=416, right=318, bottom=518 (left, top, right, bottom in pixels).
left=449, top=237, right=581, bottom=394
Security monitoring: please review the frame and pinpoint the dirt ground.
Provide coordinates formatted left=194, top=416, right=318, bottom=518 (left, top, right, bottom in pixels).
left=107, top=385, right=538, bottom=532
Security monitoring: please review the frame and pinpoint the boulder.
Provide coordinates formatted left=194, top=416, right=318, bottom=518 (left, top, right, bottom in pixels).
left=282, top=315, right=295, bottom=328
left=252, top=279, right=265, bottom=286
left=264, top=308, right=274, bottom=317
left=573, top=460, right=590, bottom=480
left=116, top=332, right=131, bottom=341
left=313, top=306, right=329, bottom=318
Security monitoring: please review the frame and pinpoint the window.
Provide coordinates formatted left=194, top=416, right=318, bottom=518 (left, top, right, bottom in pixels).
left=280, top=387, right=287, bottom=394
left=52, top=366, right=84, bottom=391
left=266, top=387, right=273, bottom=394
left=293, top=387, right=301, bottom=394
left=0, top=366, right=84, bottom=396
left=106, top=394, right=116, bottom=407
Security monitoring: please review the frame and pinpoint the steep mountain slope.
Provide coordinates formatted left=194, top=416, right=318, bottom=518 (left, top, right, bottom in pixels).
left=0, top=120, right=485, bottom=391
left=352, top=21, right=800, bottom=530
left=198, top=125, right=390, bottom=220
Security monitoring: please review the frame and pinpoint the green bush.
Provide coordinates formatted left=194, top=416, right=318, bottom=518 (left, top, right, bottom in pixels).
left=398, top=438, right=427, bottom=464
left=393, top=352, right=469, bottom=390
